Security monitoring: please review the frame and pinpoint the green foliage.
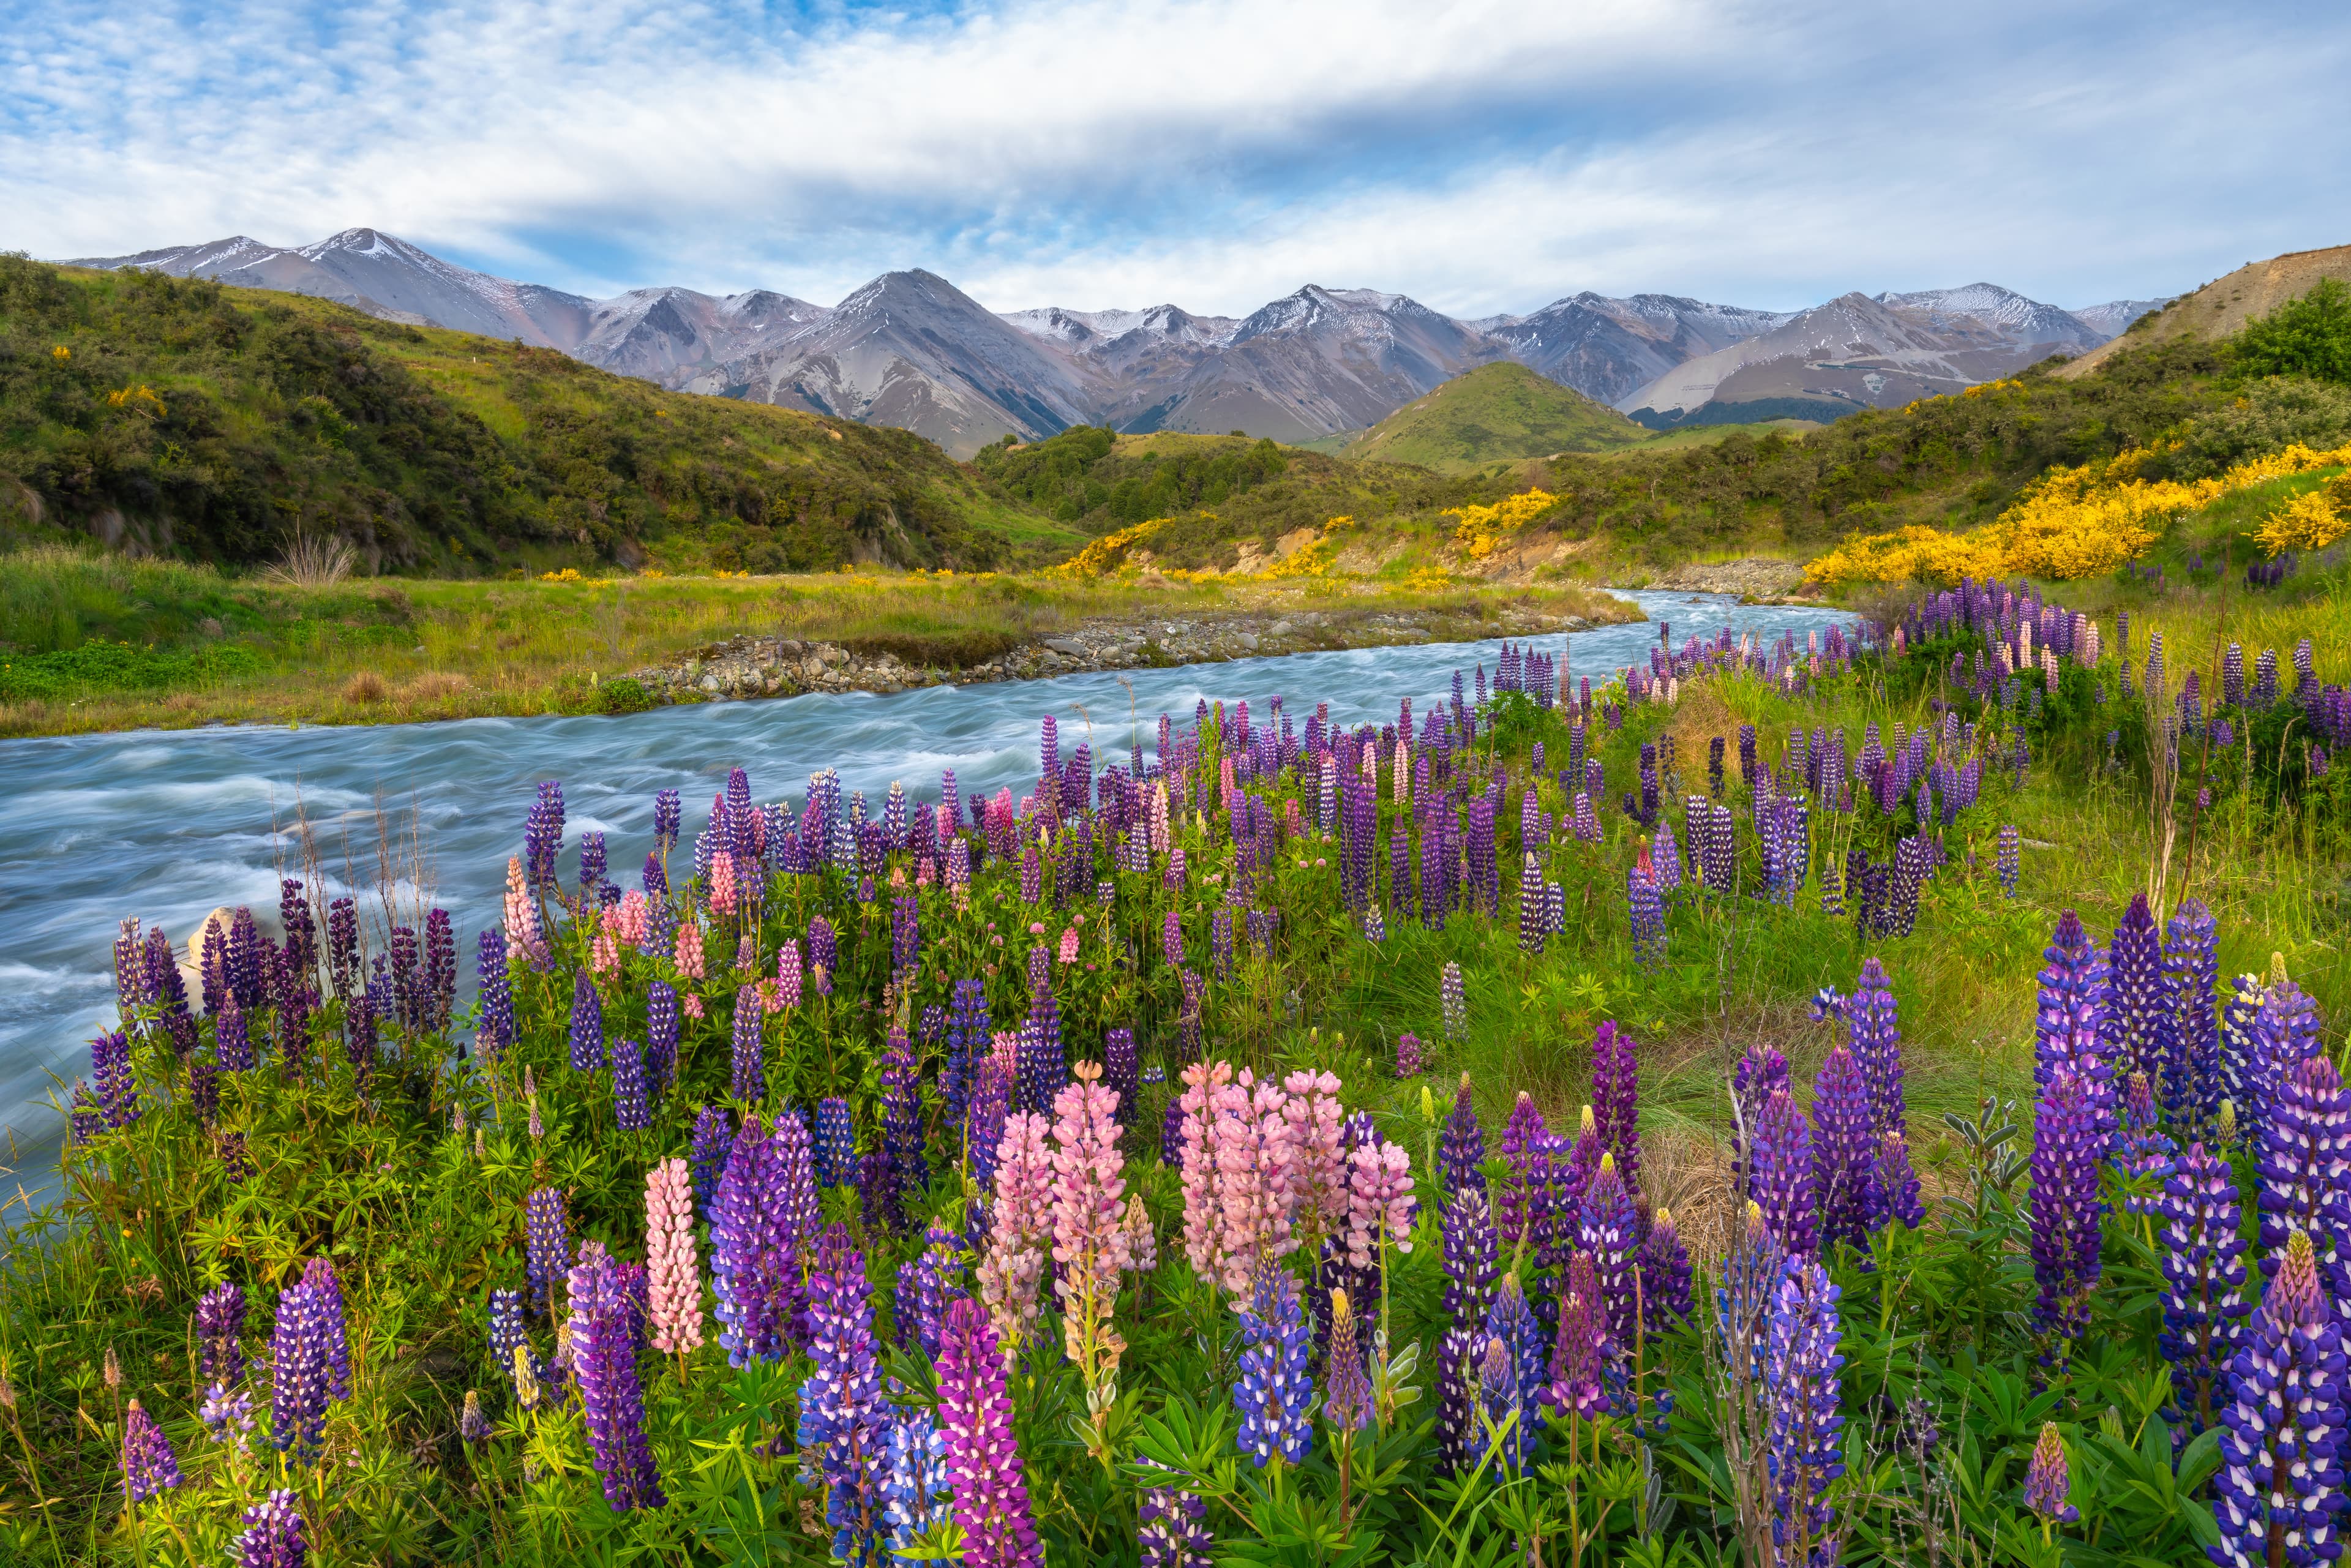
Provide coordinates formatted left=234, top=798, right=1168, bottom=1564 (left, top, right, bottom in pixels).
left=1339, top=362, right=1650, bottom=472
left=2161, top=373, right=2351, bottom=479
left=0, top=258, right=1038, bottom=574
left=0, top=636, right=263, bottom=700
left=973, top=427, right=1291, bottom=527
left=2232, top=278, right=2351, bottom=385
left=596, top=675, right=656, bottom=715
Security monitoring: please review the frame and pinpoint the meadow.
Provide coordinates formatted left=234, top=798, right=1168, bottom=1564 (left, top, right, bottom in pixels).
left=14, top=550, right=2349, bottom=1567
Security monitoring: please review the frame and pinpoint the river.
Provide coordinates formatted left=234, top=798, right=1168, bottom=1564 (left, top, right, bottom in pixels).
left=0, top=590, right=1856, bottom=1195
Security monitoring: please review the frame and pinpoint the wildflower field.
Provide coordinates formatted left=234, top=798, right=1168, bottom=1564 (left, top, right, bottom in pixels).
left=18, top=568, right=2351, bottom=1567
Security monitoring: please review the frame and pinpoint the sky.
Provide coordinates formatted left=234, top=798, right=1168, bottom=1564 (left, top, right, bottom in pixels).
left=4, top=0, right=2349, bottom=318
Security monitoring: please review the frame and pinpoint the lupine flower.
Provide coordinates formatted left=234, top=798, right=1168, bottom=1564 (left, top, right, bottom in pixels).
left=1439, top=961, right=1468, bottom=1041
left=1017, top=974, right=1065, bottom=1116
left=568, top=970, right=605, bottom=1073
left=475, top=929, right=514, bottom=1063
left=2212, top=1230, right=2348, bottom=1568
left=1324, top=1288, right=1374, bottom=1435
left=1139, top=1463, right=1214, bottom=1568
left=2164, top=899, right=2221, bottom=1135
left=899, top=1225, right=964, bottom=1360
left=525, top=1187, right=570, bottom=1318
left=1864, top=1131, right=1926, bottom=1232
left=197, top=1281, right=246, bottom=1385
left=1048, top=1062, right=1133, bottom=1400
left=673, top=918, right=706, bottom=981
left=882, top=1401, right=954, bottom=1559
left=90, top=1029, right=138, bottom=1128
left=2107, top=893, right=2173, bottom=1095
left=2030, top=1070, right=2106, bottom=1346
left=1810, top=1046, right=1875, bottom=1252
left=1395, top=1031, right=1423, bottom=1077
left=1766, top=1257, right=1845, bottom=1568
left=233, top=1490, right=307, bottom=1568
left=2257, top=1052, right=2351, bottom=1301
left=1232, top=1264, right=1316, bottom=1469
left=459, top=1390, right=491, bottom=1446
left=610, top=1035, right=651, bottom=1131
left=1577, top=1153, right=1641, bottom=1346
left=1104, top=1027, right=1138, bottom=1130
left=2253, top=973, right=2326, bottom=1163
left=1440, top=1073, right=1486, bottom=1199
left=1495, top=1094, right=1547, bottom=1248
left=217, top=989, right=255, bottom=1071
left=1845, top=957, right=1905, bottom=1136
left=271, top=1262, right=344, bottom=1461
left=120, top=1399, right=182, bottom=1501
left=689, top=1106, right=733, bottom=1222
left=1543, top=1251, right=1611, bottom=1423
left=2023, top=1422, right=2077, bottom=1525
left=1627, top=843, right=1666, bottom=967
left=569, top=1240, right=666, bottom=1512
left=798, top=1225, right=885, bottom=1560
left=645, top=1158, right=704, bottom=1356
left=935, top=1296, right=1044, bottom=1568
left=1344, top=1132, right=1415, bottom=1272
left=1997, top=825, right=2020, bottom=898
left=2156, top=1142, right=2249, bottom=1433
left=711, top=1116, right=803, bottom=1366
left=200, top=1380, right=257, bottom=1452
left=1750, top=1089, right=1817, bottom=1257
left=1479, top=1274, right=1543, bottom=1469
left=2036, top=910, right=2114, bottom=1152
left=302, top=1258, right=350, bottom=1401
left=1591, top=1020, right=1640, bottom=1187
left=814, top=1097, right=857, bottom=1188
left=1637, top=1209, right=1695, bottom=1335
left=1732, top=1041, right=1790, bottom=1190
left=1441, top=1184, right=1501, bottom=1330
left=488, top=1288, right=529, bottom=1401
left=727, top=985, right=765, bottom=1103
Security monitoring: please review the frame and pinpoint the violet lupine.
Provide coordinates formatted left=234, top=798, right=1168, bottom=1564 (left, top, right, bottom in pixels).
left=525, top=1186, right=570, bottom=1319
left=1018, top=973, right=1066, bottom=1116
left=1846, top=956, right=1906, bottom=1136
left=1324, top=1288, right=1374, bottom=1436
left=711, top=1119, right=800, bottom=1366
left=1627, top=843, right=1667, bottom=967
left=233, top=1490, right=307, bottom=1567
left=2107, top=893, right=2173, bottom=1098
left=2254, top=975, right=2327, bottom=1157
left=1104, top=1027, right=1138, bottom=1131
left=1997, top=825, right=2020, bottom=898
left=645, top=1158, right=704, bottom=1357
left=798, top=1225, right=886, bottom=1561
left=1637, top=1209, right=1695, bottom=1336
left=1139, top=1467, right=1214, bottom=1568
left=475, top=929, right=514, bottom=1064
left=1232, top=1264, right=1316, bottom=1469
left=2030, top=1070, right=2107, bottom=1348
left=1591, top=1019, right=1640, bottom=1187
left=611, top=1035, right=651, bottom=1132
left=814, top=1097, right=857, bottom=1188
left=1750, top=1089, right=1817, bottom=1258
left=1810, top=1046, right=1876, bottom=1253
left=645, top=980, right=678, bottom=1093
left=2023, top=1422, right=2078, bottom=1525
left=882, top=1403, right=954, bottom=1560
left=689, top=1106, right=733, bottom=1223
left=197, top=1281, right=247, bottom=1385
left=569, top=1240, right=666, bottom=1512
left=729, top=985, right=765, bottom=1103
left=1544, top=1250, right=1611, bottom=1424
left=1865, top=1131, right=1927, bottom=1232
left=90, top=1029, right=138, bottom=1128
left=1496, top=1093, right=1549, bottom=1248
left=1733, top=1041, right=1791, bottom=1192
left=936, top=1296, right=1045, bottom=1568
left=1577, top=1153, right=1642, bottom=1348
left=900, top=1225, right=964, bottom=1360
left=216, top=989, right=255, bottom=1071
left=2164, top=899, right=2222, bottom=1135
left=1395, top=1031, right=1423, bottom=1078
left=271, top=1261, right=345, bottom=1462
left=2211, top=1229, right=2349, bottom=1568
left=121, top=1399, right=183, bottom=1501
left=2158, top=1141, right=2249, bottom=1434
left=2257, top=1052, right=2351, bottom=1302
left=1439, top=1073, right=1487, bottom=1199
left=1765, top=1257, right=1846, bottom=1568
left=2036, top=910, right=2115, bottom=1153
left=1438, top=960, right=1468, bottom=1041
left=567, top=970, right=605, bottom=1073
left=1048, top=1062, right=1134, bottom=1403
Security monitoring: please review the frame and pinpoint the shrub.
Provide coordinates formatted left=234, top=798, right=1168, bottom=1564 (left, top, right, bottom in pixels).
left=2233, top=277, right=2351, bottom=384
left=597, top=675, right=658, bottom=715
left=341, top=670, right=388, bottom=703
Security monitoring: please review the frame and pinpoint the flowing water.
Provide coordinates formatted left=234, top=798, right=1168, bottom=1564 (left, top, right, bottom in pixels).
left=0, top=590, right=1856, bottom=1195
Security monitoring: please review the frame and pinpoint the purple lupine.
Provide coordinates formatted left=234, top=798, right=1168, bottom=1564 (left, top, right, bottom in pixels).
left=1575, top=1153, right=1641, bottom=1348
left=1543, top=1250, right=1611, bottom=1425
left=1864, top=1131, right=1926, bottom=1232
left=2164, top=899, right=2221, bottom=1135
left=1733, top=1041, right=1791, bottom=1192
left=814, top=1097, right=857, bottom=1188
left=1440, top=1074, right=1487, bottom=1199
left=121, top=1400, right=183, bottom=1501
left=729, top=985, right=765, bottom=1103
left=1395, top=1032, right=1423, bottom=1078
left=1324, top=1290, right=1374, bottom=1436
left=569, top=1240, right=666, bottom=1512
left=798, top=1225, right=886, bottom=1560
left=1140, top=1468, right=1213, bottom=1568
left=689, top=1106, right=734, bottom=1223
left=326, top=896, right=359, bottom=1000
left=892, top=894, right=921, bottom=975
left=645, top=980, right=678, bottom=1093
left=2211, top=1230, right=2348, bottom=1568
left=2256, top=1053, right=2351, bottom=1302
left=1591, top=1020, right=1640, bottom=1188
left=1846, top=957, right=1905, bottom=1135
left=2036, top=910, right=2114, bottom=1153
left=898, top=1225, right=963, bottom=1359
left=475, top=929, right=513, bottom=1063
left=90, top=1029, right=139, bottom=1127
left=423, top=908, right=456, bottom=1034
left=1997, top=825, right=2020, bottom=898
left=1104, top=1027, right=1138, bottom=1131
left=1750, top=1089, right=1817, bottom=1257
left=270, top=1264, right=343, bottom=1461
left=569, top=970, right=606, bottom=1073
left=2107, top=893, right=2173, bottom=1098
left=935, top=1296, right=1044, bottom=1568
left=809, top=916, right=839, bottom=992
left=525, top=1186, right=571, bottom=1318
left=711, top=1117, right=801, bottom=1365
left=881, top=1401, right=953, bottom=1560
left=1441, top=1185, right=1501, bottom=1331
left=2253, top=976, right=2325, bottom=1155
left=1626, top=847, right=1666, bottom=967
left=1637, top=1209, right=1694, bottom=1336
left=2158, top=1141, right=2250, bottom=1433
left=2023, top=1422, right=2077, bottom=1525
left=1018, top=976, right=1065, bottom=1116
left=880, top=1030, right=926, bottom=1221
left=945, top=978, right=991, bottom=1133
left=1766, top=1257, right=1845, bottom=1568
left=611, top=1035, right=651, bottom=1132
left=233, top=1488, right=307, bottom=1567
left=197, top=1281, right=247, bottom=1385
left=523, top=779, right=565, bottom=888
left=1495, top=1093, right=1549, bottom=1248
left=487, top=1288, right=529, bottom=1399
left=1809, top=1046, right=1876, bottom=1253
left=1232, top=1264, right=1315, bottom=1469
left=2029, top=1070, right=2106, bottom=1348
left=1475, top=1294, right=1536, bottom=1471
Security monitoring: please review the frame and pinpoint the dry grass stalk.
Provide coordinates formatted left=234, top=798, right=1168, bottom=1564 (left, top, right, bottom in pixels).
left=402, top=671, right=469, bottom=702
left=265, top=533, right=357, bottom=591
left=342, top=670, right=389, bottom=703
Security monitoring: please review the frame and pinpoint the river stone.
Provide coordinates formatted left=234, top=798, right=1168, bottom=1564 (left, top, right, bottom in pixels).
left=1269, top=620, right=1293, bottom=636
left=1237, top=633, right=1260, bottom=650
left=1043, top=637, right=1089, bottom=658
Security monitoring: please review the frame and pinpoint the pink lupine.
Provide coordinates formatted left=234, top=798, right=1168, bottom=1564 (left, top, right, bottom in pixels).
left=590, top=921, right=621, bottom=978
left=1212, top=1071, right=1298, bottom=1292
left=977, top=1231, right=1045, bottom=1355
left=683, top=993, right=705, bottom=1021
left=1058, top=927, right=1081, bottom=965
left=610, top=890, right=649, bottom=947
left=992, top=1112, right=1056, bottom=1251
left=1121, top=1193, right=1158, bottom=1276
left=1049, top=1062, right=1131, bottom=1399
left=644, top=1158, right=704, bottom=1357
left=674, top=921, right=706, bottom=981
left=504, top=857, right=546, bottom=965
left=777, top=942, right=803, bottom=1008
left=1279, top=1069, right=1350, bottom=1254
left=708, top=851, right=738, bottom=915
left=1344, top=1136, right=1417, bottom=1271
left=990, top=1030, right=1021, bottom=1084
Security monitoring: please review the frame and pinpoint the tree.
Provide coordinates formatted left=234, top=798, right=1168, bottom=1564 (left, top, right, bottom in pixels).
left=2234, top=278, right=2351, bottom=384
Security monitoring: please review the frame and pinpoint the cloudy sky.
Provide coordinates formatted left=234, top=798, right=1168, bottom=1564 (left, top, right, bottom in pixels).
left=5, top=0, right=2347, bottom=316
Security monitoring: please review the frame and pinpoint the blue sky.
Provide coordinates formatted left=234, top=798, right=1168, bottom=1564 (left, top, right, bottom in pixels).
left=5, top=0, right=2348, bottom=317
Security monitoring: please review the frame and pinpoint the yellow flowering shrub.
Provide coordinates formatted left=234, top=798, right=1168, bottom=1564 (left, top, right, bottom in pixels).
left=1802, top=527, right=2006, bottom=587
left=1444, top=489, right=1557, bottom=560
left=1054, top=517, right=1166, bottom=578
left=2255, top=478, right=2351, bottom=556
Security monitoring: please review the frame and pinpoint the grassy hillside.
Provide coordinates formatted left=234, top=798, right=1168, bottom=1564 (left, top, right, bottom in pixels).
left=0, top=258, right=1071, bottom=574
left=1336, top=361, right=1651, bottom=471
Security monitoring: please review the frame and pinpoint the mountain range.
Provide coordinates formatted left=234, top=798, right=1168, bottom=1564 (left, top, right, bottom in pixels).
left=66, top=228, right=2167, bottom=459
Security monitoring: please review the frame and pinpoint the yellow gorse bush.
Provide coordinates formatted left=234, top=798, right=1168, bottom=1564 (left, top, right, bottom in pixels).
left=1805, top=442, right=2351, bottom=585
left=1444, top=489, right=1556, bottom=560
left=2255, top=478, right=2351, bottom=557
left=1054, top=517, right=1167, bottom=579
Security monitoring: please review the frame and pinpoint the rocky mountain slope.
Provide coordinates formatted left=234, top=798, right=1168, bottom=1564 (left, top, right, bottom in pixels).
left=2054, top=244, right=2351, bottom=379
left=67, top=229, right=2164, bottom=455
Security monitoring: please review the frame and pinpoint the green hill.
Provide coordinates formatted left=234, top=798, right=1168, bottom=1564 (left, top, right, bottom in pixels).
left=0, top=257, right=1070, bottom=574
left=1338, top=361, right=1651, bottom=471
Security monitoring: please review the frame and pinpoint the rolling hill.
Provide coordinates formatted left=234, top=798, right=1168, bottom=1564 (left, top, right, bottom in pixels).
left=1337, top=362, right=1651, bottom=471
left=2055, top=244, right=2351, bottom=379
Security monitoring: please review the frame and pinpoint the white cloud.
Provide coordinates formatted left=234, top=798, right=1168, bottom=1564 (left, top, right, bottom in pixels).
left=2, top=0, right=2346, bottom=313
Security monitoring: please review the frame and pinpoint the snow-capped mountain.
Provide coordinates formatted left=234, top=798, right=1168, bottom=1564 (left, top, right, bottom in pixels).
left=62, top=228, right=2159, bottom=456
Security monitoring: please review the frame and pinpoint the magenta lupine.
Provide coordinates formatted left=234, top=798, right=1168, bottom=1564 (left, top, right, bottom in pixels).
left=711, top=1119, right=800, bottom=1366
left=797, top=1226, right=885, bottom=1559
left=2036, top=910, right=2115, bottom=1153
left=2257, top=1052, right=2351, bottom=1301
left=525, top=1186, right=570, bottom=1319
left=2030, top=1070, right=2107, bottom=1347
left=2211, top=1230, right=2348, bottom=1568
left=1543, top=1250, right=1611, bottom=1424
left=2158, top=1142, right=2249, bottom=1433
left=936, top=1296, right=1044, bottom=1568
left=1766, top=1257, right=1846, bottom=1568
left=568, top=1240, right=666, bottom=1512
left=1576, top=1153, right=1641, bottom=1347
left=1810, top=1046, right=1876, bottom=1253
left=645, top=1158, right=704, bottom=1357
left=1750, top=1089, right=1817, bottom=1257
left=233, top=1489, right=307, bottom=1567
left=1591, top=1020, right=1641, bottom=1187
left=1395, top=1031, right=1423, bottom=1078
left=121, top=1399, right=183, bottom=1501
left=2023, top=1422, right=2078, bottom=1525
left=1845, top=957, right=1906, bottom=1136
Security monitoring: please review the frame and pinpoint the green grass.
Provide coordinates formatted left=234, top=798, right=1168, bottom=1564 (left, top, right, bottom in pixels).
left=1336, top=362, right=1651, bottom=472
